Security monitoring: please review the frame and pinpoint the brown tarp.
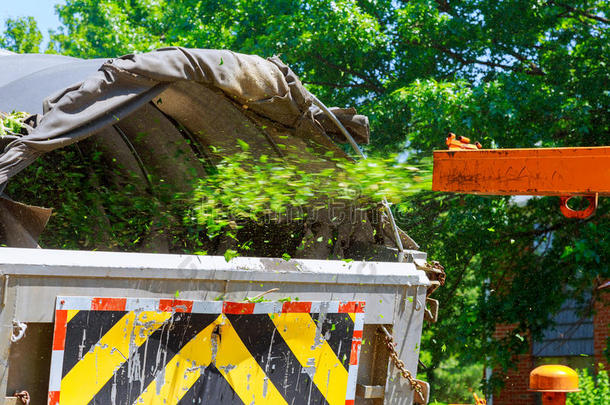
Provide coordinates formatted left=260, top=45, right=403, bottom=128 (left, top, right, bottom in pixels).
left=0, top=47, right=368, bottom=186
left=0, top=47, right=419, bottom=256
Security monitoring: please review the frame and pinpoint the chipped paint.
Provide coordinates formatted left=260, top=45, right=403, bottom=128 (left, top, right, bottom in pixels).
left=50, top=299, right=364, bottom=404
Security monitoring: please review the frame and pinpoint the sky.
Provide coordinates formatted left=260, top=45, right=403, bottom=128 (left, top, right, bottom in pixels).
left=0, top=0, right=64, bottom=46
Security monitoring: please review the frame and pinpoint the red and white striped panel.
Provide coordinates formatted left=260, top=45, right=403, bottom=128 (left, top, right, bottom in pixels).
left=50, top=296, right=366, bottom=405
left=48, top=308, right=67, bottom=405
left=55, top=296, right=366, bottom=315
left=346, top=304, right=365, bottom=405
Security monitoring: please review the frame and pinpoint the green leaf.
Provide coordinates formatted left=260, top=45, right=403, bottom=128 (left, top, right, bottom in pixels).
left=224, top=249, right=239, bottom=262
left=236, top=139, right=249, bottom=151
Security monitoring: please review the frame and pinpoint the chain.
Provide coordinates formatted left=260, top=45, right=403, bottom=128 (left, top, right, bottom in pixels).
left=379, top=326, right=422, bottom=394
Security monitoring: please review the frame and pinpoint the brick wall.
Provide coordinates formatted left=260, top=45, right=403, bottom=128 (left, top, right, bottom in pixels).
left=594, top=288, right=610, bottom=370
left=491, top=289, right=609, bottom=404
left=492, top=353, right=536, bottom=405
left=491, top=324, right=536, bottom=405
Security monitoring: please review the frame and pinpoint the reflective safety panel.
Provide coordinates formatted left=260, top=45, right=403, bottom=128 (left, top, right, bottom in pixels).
left=48, top=297, right=365, bottom=405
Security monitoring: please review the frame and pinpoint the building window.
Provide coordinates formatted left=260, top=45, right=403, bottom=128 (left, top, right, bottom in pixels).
left=533, top=295, right=594, bottom=358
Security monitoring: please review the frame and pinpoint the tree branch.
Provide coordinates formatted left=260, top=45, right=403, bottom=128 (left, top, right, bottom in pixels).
left=430, top=44, right=546, bottom=76
left=310, top=53, right=386, bottom=94
left=492, top=41, right=545, bottom=75
left=301, top=80, right=383, bottom=92
left=504, top=221, right=567, bottom=239
left=444, top=254, right=476, bottom=304
left=503, top=210, right=605, bottom=240
left=434, top=0, right=451, bottom=13
left=551, top=1, right=609, bottom=24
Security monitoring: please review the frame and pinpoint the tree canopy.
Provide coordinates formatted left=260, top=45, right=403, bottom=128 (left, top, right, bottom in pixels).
left=2, top=1, right=609, bottom=401
left=0, top=16, right=42, bottom=53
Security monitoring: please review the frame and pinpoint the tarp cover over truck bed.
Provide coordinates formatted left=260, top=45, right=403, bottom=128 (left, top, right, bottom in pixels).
left=0, top=48, right=417, bottom=258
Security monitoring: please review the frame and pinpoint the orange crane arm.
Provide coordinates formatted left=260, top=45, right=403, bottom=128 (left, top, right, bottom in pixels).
left=432, top=135, right=610, bottom=218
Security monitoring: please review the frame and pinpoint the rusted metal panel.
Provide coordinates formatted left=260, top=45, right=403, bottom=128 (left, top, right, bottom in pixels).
left=432, top=146, right=610, bottom=196
left=356, top=384, right=385, bottom=399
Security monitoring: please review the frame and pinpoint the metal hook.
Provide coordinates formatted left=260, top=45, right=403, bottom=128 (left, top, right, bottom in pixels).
left=559, top=194, right=598, bottom=219
left=11, top=321, right=27, bottom=343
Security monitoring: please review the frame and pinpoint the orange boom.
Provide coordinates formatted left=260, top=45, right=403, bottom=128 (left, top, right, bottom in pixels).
left=433, top=134, right=610, bottom=218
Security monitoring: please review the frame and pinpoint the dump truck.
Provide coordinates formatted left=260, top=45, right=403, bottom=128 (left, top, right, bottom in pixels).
left=0, top=48, right=443, bottom=404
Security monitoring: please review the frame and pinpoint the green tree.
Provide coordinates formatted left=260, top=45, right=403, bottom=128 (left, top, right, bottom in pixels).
left=567, top=365, right=610, bottom=405
left=0, top=16, right=43, bottom=53
left=9, top=0, right=610, bottom=401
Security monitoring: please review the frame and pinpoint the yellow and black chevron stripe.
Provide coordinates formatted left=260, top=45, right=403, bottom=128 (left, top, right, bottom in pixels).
left=48, top=297, right=365, bottom=405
